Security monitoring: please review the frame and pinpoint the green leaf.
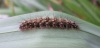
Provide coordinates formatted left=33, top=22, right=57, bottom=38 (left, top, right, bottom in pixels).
left=62, top=0, right=94, bottom=22
left=77, top=0, right=100, bottom=23
left=13, top=0, right=48, bottom=11
left=0, top=11, right=100, bottom=48
left=62, top=0, right=100, bottom=26
left=0, top=7, right=24, bottom=16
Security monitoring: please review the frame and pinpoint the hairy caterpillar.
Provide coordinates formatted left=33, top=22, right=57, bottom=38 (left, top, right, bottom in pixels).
left=19, top=17, right=79, bottom=31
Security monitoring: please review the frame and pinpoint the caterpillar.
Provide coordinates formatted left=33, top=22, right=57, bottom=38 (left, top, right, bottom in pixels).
left=19, top=17, right=79, bottom=31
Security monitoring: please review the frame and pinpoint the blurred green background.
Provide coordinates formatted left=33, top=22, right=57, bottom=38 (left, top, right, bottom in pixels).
left=0, top=0, right=100, bottom=26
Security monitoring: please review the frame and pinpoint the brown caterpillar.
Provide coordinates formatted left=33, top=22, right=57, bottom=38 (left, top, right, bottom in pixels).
left=19, top=17, right=79, bottom=31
